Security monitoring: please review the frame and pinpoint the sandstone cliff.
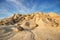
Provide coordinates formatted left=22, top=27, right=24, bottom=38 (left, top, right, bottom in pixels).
left=0, top=12, right=60, bottom=40
left=0, top=12, right=60, bottom=28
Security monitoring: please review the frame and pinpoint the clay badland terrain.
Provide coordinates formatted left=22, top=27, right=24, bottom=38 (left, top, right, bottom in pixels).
left=0, top=12, right=60, bottom=40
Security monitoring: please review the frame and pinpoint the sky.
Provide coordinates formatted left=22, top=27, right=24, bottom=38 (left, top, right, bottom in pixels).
left=0, top=0, right=60, bottom=19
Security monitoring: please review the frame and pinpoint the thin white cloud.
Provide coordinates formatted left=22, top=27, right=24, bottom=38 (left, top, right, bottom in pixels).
left=6, top=0, right=17, bottom=2
left=0, top=9, right=8, bottom=14
left=6, top=0, right=29, bottom=13
left=6, top=0, right=37, bottom=14
left=0, top=8, right=12, bottom=19
left=38, top=3, right=56, bottom=11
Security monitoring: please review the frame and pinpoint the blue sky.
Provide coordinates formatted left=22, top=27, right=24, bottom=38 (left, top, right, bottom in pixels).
left=0, top=0, right=60, bottom=19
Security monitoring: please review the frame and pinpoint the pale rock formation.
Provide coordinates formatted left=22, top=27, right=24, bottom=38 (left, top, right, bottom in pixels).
left=0, top=12, right=60, bottom=40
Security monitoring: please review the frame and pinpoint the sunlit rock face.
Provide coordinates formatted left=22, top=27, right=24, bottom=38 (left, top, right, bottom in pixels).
left=0, top=12, right=60, bottom=28
left=0, top=12, right=60, bottom=40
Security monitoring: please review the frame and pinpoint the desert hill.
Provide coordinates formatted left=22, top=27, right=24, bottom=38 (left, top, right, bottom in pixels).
left=0, top=12, right=60, bottom=28
left=0, top=12, right=60, bottom=40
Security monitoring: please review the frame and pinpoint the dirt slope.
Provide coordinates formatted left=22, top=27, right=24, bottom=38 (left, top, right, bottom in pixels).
left=0, top=12, right=60, bottom=40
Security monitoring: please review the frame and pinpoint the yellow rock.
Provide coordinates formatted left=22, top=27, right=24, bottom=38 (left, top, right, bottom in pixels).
left=11, top=27, right=19, bottom=32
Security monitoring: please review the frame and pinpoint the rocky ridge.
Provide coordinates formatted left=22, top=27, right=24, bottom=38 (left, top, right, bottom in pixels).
left=0, top=12, right=60, bottom=40
left=0, top=12, right=60, bottom=28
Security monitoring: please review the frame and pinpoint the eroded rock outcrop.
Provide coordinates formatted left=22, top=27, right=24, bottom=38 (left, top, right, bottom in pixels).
left=0, top=12, right=60, bottom=40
